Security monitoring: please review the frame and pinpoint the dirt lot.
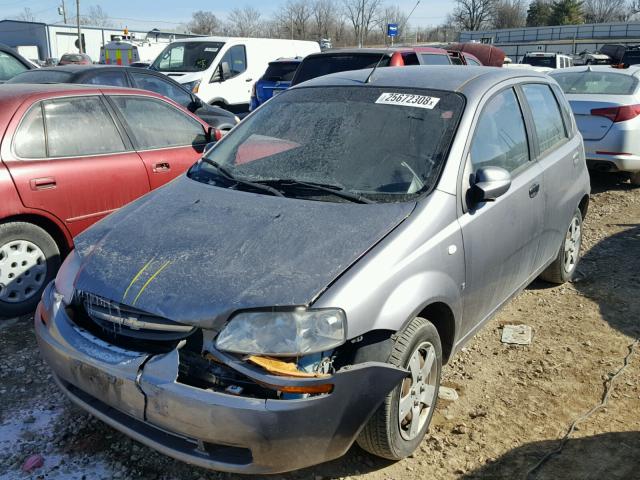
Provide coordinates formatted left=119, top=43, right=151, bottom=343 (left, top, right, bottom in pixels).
left=1, top=172, right=639, bottom=480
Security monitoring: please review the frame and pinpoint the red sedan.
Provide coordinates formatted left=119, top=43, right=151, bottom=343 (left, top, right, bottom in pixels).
left=0, top=84, right=213, bottom=316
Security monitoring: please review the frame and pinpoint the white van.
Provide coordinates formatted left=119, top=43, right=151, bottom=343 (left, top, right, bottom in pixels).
left=521, top=52, right=573, bottom=69
left=150, top=37, right=320, bottom=112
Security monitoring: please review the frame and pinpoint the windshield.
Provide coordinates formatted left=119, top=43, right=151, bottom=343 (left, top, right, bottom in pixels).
left=151, top=41, right=224, bottom=72
left=292, top=54, right=391, bottom=85
left=552, top=71, right=638, bottom=95
left=524, top=56, right=555, bottom=68
left=7, top=70, right=73, bottom=83
left=188, top=86, right=464, bottom=203
left=263, top=62, right=300, bottom=82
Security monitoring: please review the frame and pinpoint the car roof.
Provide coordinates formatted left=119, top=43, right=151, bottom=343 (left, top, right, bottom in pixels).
left=269, top=57, right=303, bottom=63
left=31, top=65, right=153, bottom=74
left=549, top=65, right=640, bottom=77
left=307, top=47, right=447, bottom=58
left=293, top=65, right=551, bottom=95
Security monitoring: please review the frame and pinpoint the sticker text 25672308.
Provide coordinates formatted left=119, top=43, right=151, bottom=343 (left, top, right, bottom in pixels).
left=375, top=92, right=440, bottom=110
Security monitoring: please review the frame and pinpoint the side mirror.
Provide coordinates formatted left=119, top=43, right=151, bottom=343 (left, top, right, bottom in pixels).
left=471, top=166, right=511, bottom=202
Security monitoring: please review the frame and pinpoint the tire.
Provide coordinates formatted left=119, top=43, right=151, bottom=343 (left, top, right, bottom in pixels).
left=0, top=222, right=60, bottom=318
left=630, top=171, right=640, bottom=186
left=539, top=209, right=583, bottom=284
left=357, top=317, right=442, bottom=460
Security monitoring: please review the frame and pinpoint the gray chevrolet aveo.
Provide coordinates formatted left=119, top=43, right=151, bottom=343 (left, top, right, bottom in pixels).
left=35, top=66, right=590, bottom=473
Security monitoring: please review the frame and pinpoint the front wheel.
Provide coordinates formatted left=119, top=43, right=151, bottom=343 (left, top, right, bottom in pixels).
left=540, top=209, right=583, bottom=284
left=357, top=317, right=442, bottom=460
left=0, top=222, right=60, bottom=318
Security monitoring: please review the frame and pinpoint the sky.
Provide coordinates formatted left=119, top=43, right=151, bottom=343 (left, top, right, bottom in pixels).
left=2, top=0, right=457, bottom=32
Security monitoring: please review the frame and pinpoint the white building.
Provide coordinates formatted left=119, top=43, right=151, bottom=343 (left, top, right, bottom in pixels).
left=0, top=20, right=194, bottom=63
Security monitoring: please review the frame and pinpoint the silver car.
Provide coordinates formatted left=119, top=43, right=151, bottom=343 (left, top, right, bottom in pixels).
left=551, top=65, right=640, bottom=185
left=35, top=66, right=590, bottom=474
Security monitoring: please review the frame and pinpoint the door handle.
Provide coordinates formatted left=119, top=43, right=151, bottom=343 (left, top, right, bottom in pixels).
left=529, top=183, right=540, bottom=198
left=572, top=151, right=580, bottom=165
left=29, top=177, right=56, bottom=190
left=245, top=78, right=253, bottom=82
left=153, top=162, right=171, bottom=172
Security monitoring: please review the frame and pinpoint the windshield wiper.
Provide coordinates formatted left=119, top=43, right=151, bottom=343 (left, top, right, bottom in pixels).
left=256, top=178, right=373, bottom=204
left=199, top=158, right=284, bottom=197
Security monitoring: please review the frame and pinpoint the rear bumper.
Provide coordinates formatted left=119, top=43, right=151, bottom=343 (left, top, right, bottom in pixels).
left=35, top=283, right=407, bottom=473
left=585, top=152, right=640, bottom=172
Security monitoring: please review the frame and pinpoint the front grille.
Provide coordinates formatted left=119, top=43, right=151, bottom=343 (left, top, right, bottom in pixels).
left=71, top=291, right=197, bottom=353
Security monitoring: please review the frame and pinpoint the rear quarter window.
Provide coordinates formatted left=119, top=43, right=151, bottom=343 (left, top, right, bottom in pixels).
left=13, top=104, right=46, bottom=158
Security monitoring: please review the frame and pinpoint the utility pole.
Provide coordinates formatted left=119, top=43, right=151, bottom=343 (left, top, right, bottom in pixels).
left=76, top=0, right=82, bottom=53
left=60, top=0, right=67, bottom=23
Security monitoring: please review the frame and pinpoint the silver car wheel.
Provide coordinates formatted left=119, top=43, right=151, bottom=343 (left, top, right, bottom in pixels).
left=0, top=240, right=47, bottom=303
left=563, top=216, right=581, bottom=273
left=398, top=341, right=438, bottom=441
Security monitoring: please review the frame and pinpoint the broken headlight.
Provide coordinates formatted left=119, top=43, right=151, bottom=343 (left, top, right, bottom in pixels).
left=215, top=308, right=346, bottom=356
left=53, top=249, right=81, bottom=305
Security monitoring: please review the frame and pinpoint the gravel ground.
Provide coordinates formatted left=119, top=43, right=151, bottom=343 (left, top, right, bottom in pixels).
left=1, top=172, right=639, bottom=480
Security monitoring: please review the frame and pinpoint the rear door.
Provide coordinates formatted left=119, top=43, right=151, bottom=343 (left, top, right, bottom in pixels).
left=107, top=95, right=208, bottom=190
left=459, top=86, right=544, bottom=329
left=4, top=95, right=150, bottom=236
left=520, top=82, right=580, bottom=269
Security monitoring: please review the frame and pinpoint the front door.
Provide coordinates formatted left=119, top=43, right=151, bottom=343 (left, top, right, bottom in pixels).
left=208, top=44, right=250, bottom=109
left=107, top=95, right=207, bottom=190
left=4, top=96, right=150, bottom=236
left=459, top=86, right=544, bottom=333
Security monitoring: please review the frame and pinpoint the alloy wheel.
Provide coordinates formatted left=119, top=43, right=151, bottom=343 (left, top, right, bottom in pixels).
left=563, top=216, right=581, bottom=274
left=398, top=341, right=438, bottom=441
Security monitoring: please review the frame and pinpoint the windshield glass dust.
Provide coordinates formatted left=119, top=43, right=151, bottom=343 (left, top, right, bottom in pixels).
left=189, top=86, right=464, bottom=203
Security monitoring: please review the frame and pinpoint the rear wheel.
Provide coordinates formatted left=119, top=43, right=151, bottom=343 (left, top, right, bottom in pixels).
left=357, top=317, right=442, bottom=460
left=0, top=222, right=60, bottom=318
left=540, top=209, right=582, bottom=284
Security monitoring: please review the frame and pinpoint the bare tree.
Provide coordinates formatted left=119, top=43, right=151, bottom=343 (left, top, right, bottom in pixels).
left=80, top=5, right=113, bottom=27
left=451, top=0, right=495, bottom=31
left=583, top=0, right=627, bottom=22
left=342, top=0, right=383, bottom=47
left=227, top=6, right=263, bottom=36
left=629, top=0, right=640, bottom=19
left=492, top=0, right=526, bottom=29
left=14, top=7, right=37, bottom=22
left=188, top=10, right=222, bottom=36
left=275, top=0, right=314, bottom=39
left=312, top=0, right=335, bottom=39
left=379, top=5, right=409, bottom=43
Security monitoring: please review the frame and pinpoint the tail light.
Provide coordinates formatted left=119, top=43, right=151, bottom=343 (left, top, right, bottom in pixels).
left=390, top=51, right=405, bottom=67
left=590, top=104, right=640, bottom=123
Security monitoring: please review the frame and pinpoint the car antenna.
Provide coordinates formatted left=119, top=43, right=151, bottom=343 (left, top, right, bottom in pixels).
left=365, top=0, right=421, bottom=84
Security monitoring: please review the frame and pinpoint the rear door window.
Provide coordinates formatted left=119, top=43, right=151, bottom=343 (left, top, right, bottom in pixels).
left=401, top=53, right=420, bottom=65
left=13, top=104, right=46, bottom=158
left=43, top=96, right=126, bottom=157
left=85, top=70, right=128, bottom=87
left=111, top=96, right=206, bottom=149
left=130, top=72, right=192, bottom=107
left=0, top=51, right=28, bottom=81
left=521, top=84, right=568, bottom=155
left=471, top=88, right=530, bottom=173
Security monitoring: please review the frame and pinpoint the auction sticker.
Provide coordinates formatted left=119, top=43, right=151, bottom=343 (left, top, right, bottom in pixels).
left=375, top=92, right=440, bottom=110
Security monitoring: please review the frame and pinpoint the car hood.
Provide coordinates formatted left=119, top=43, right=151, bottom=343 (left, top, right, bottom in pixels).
left=74, top=176, right=415, bottom=329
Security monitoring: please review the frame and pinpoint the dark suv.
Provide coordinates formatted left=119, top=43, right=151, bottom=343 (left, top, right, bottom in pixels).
left=8, top=65, right=239, bottom=131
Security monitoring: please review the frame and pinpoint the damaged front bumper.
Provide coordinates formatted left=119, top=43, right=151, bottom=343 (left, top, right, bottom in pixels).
left=34, top=283, right=407, bottom=474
